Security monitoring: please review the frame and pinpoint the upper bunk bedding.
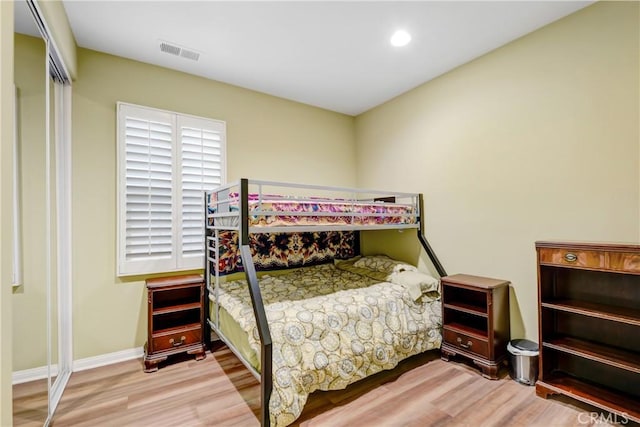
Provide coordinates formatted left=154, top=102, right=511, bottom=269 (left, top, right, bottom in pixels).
left=209, top=257, right=442, bottom=426
left=206, top=180, right=420, bottom=231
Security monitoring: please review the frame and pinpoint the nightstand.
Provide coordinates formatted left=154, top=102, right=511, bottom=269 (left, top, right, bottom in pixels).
left=440, top=274, right=510, bottom=379
left=144, top=274, right=207, bottom=372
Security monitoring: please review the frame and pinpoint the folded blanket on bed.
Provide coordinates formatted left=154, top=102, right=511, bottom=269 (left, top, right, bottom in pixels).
left=388, top=270, right=440, bottom=302
left=216, top=262, right=442, bottom=426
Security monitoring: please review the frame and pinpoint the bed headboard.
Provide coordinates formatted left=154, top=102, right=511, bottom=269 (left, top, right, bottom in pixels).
left=215, top=230, right=359, bottom=275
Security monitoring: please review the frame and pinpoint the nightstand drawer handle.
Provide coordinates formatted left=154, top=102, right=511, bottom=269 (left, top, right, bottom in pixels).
left=564, top=252, right=577, bottom=262
left=457, top=337, right=472, bottom=349
left=170, top=336, right=186, bottom=347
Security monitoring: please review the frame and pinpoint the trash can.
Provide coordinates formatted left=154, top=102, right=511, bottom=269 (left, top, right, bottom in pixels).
left=507, top=339, right=539, bottom=385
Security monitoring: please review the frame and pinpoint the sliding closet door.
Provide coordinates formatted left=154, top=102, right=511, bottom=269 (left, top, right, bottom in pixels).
left=12, top=28, right=49, bottom=427
left=45, top=61, right=60, bottom=424
left=47, top=54, right=72, bottom=424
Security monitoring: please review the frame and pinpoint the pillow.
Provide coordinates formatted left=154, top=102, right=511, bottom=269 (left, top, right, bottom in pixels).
left=334, top=258, right=390, bottom=282
left=353, top=255, right=418, bottom=274
left=388, top=270, right=440, bottom=302
left=334, top=255, right=361, bottom=265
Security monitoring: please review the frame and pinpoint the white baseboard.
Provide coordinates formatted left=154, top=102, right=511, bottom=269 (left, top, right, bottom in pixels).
left=12, top=347, right=144, bottom=385
left=73, top=347, right=144, bottom=372
left=13, top=364, right=58, bottom=385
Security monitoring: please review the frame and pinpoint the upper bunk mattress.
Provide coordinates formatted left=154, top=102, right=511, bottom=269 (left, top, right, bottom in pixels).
left=207, top=192, right=417, bottom=228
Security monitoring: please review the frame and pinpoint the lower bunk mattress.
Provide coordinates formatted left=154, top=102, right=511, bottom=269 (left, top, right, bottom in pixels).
left=209, top=258, right=442, bottom=426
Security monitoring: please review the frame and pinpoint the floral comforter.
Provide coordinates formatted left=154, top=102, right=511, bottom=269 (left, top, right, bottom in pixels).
left=207, top=192, right=417, bottom=227
left=216, top=262, right=442, bottom=426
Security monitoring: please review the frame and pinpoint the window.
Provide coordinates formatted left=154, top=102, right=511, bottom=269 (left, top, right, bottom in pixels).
left=117, top=103, right=226, bottom=276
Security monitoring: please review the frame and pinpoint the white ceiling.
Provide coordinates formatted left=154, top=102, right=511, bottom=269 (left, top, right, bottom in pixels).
left=15, top=1, right=593, bottom=116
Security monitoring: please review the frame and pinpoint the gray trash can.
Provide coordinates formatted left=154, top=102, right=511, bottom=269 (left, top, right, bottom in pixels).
left=507, top=339, right=539, bottom=385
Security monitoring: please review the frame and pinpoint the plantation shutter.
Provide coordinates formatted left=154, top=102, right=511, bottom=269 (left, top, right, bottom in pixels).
left=177, top=116, right=225, bottom=269
left=117, top=102, right=226, bottom=276
left=118, top=105, right=176, bottom=275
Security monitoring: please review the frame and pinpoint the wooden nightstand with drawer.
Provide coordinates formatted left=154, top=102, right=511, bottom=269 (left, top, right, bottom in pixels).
left=144, top=275, right=207, bottom=372
left=440, top=274, right=510, bottom=379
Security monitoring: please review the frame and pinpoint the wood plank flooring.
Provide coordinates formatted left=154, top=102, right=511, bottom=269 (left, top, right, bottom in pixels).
left=13, top=345, right=629, bottom=426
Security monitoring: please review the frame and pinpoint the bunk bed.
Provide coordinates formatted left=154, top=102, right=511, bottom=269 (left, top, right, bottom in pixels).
left=204, top=179, right=447, bottom=426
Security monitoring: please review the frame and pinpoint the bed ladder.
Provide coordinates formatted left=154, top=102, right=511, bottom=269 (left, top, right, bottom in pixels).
left=239, top=179, right=273, bottom=427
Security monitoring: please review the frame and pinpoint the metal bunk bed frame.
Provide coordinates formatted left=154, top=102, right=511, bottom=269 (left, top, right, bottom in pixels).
left=204, top=178, right=446, bottom=426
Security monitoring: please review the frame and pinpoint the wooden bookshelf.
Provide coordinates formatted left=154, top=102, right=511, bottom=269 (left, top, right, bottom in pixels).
left=536, top=241, right=640, bottom=423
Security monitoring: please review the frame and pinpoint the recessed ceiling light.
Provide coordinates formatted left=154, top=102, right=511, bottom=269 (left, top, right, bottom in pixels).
left=390, top=30, right=411, bottom=47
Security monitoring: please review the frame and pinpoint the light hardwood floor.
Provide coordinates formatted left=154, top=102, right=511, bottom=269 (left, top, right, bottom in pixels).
left=13, top=346, right=627, bottom=426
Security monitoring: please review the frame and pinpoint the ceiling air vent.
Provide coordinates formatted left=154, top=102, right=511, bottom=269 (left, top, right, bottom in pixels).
left=180, top=49, right=200, bottom=62
left=159, top=40, right=200, bottom=62
left=159, top=41, right=181, bottom=56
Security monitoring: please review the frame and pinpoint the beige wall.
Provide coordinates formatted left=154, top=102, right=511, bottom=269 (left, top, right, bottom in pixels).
left=1, top=2, right=14, bottom=424
left=72, top=48, right=356, bottom=359
left=356, top=1, right=640, bottom=340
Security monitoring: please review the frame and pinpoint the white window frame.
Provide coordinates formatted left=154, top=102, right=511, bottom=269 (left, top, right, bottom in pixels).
left=117, top=102, right=226, bottom=276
